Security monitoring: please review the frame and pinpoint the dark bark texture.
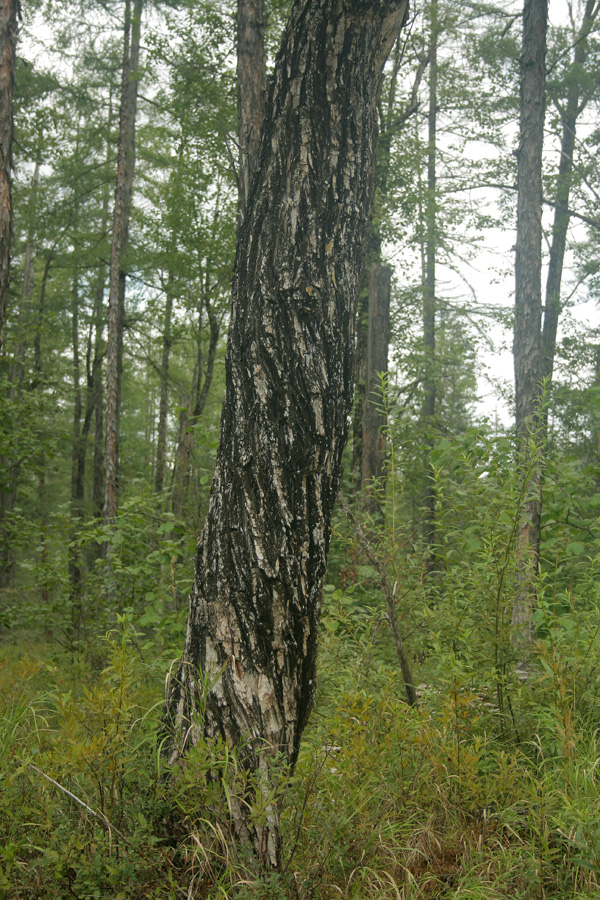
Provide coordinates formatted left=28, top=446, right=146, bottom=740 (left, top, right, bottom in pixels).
left=164, top=0, right=409, bottom=868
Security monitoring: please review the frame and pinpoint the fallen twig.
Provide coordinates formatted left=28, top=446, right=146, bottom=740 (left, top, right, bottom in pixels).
left=22, top=761, right=129, bottom=844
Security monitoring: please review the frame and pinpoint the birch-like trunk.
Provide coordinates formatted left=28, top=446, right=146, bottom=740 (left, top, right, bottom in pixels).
left=164, top=0, right=409, bottom=869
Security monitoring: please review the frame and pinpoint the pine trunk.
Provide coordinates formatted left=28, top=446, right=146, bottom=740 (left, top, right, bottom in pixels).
left=155, top=276, right=173, bottom=495
left=164, top=0, right=409, bottom=869
left=0, top=0, right=17, bottom=352
left=541, top=0, right=597, bottom=385
left=104, top=0, right=142, bottom=526
left=237, top=0, right=266, bottom=222
left=422, top=0, right=438, bottom=566
left=171, top=298, right=219, bottom=520
left=512, top=0, right=547, bottom=656
left=361, top=262, right=390, bottom=518
left=69, top=273, right=85, bottom=630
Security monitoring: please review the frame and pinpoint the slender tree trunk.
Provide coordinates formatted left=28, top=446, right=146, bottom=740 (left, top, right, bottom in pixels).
left=541, top=0, right=598, bottom=384
left=351, top=288, right=368, bottom=489
left=116, top=0, right=142, bottom=477
left=155, top=275, right=173, bottom=494
left=69, top=272, right=85, bottom=632
left=0, top=0, right=17, bottom=353
left=92, top=257, right=107, bottom=521
left=237, top=0, right=266, bottom=223
left=351, top=41, right=425, bottom=499
left=171, top=297, right=219, bottom=519
left=92, top=102, right=113, bottom=523
left=104, top=0, right=142, bottom=527
left=164, top=0, right=409, bottom=869
left=33, top=281, right=50, bottom=635
left=422, top=0, right=438, bottom=565
left=0, top=161, right=38, bottom=589
left=512, top=0, right=547, bottom=656
left=361, top=262, right=390, bottom=518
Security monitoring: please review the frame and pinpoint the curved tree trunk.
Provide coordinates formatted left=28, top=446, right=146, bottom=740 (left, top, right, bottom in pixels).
left=164, top=0, right=409, bottom=869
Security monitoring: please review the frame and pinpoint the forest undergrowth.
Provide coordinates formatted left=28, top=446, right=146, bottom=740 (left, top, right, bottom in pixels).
left=2, top=430, right=600, bottom=899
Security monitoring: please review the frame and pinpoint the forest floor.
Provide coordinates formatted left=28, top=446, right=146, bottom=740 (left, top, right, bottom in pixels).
left=2, top=608, right=600, bottom=900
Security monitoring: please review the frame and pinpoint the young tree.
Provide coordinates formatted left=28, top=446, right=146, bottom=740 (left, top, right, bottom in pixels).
left=164, top=0, right=409, bottom=868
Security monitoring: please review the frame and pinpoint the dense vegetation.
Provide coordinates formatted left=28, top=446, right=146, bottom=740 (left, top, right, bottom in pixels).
left=1, top=0, right=600, bottom=896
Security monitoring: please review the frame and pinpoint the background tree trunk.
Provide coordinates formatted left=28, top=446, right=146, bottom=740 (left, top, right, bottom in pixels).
left=512, top=0, right=547, bottom=656
left=422, top=0, right=438, bottom=568
left=170, top=296, right=220, bottom=520
left=0, top=0, right=17, bottom=353
left=104, top=0, right=142, bottom=527
left=236, top=0, right=266, bottom=223
left=541, top=0, right=598, bottom=385
left=164, top=0, right=409, bottom=869
left=155, top=274, right=173, bottom=495
left=361, top=262, right=391, bottom=519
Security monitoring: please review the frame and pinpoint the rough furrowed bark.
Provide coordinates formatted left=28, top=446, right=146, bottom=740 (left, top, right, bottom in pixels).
left=512, top=0, right=547, bottom=660
left=164, top=0, right=409, bottom=870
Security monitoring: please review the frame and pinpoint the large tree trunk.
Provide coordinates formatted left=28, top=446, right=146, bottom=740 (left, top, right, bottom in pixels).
left=104, top=0, right=142, bottom=526
left=164, top=0, right=409, bottom=869
left=512, top=0, right=547, bottom=657
left=236, top=0, right=266, bottom=223
left=0, top=0, right=17, bottom=353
